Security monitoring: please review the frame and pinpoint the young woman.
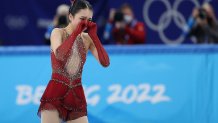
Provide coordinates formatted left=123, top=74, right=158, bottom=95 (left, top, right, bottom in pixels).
left=37, top=0, right=110, bottom=123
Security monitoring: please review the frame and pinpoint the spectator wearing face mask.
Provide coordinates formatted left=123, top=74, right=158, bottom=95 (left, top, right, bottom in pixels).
left=103, top=3, right=146, bottom=44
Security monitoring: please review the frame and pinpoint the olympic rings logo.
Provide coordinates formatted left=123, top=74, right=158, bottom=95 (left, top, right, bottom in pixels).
left=143, top=0, right=211, bottom=44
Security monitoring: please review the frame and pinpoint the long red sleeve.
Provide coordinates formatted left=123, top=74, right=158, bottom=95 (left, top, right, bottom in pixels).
left=87, top=22, right=110, bottom=67
left=55, top=21, right=86, bottom=61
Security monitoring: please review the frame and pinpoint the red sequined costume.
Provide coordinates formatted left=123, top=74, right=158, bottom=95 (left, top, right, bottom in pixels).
left=38, top=21, right=110, bottom=121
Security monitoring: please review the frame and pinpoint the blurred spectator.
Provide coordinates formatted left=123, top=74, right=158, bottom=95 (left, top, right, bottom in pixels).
left=187, top=3, right=218, bottom=44
left=44, top=4, right=70, bottom=45
left=103, top=3, right=146, bottom=44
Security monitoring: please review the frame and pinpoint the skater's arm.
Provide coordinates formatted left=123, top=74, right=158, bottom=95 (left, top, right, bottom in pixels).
left=87, top=22, right=110, bottom=67
left=50, top=21, right=87, bottom=61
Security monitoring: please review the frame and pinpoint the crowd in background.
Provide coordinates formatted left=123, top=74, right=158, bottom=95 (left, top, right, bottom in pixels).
left=44, top=3, right=147, bottom=45
left=0, top=1, right=218, bottom=46
left=43, top=2, right=218, bottom=46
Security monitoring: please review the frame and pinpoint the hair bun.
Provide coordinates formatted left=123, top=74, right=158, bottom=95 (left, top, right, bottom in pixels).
left=70, top=0, right=76, bottom=4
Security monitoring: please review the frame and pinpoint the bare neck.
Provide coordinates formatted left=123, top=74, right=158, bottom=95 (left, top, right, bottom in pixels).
left=65, top=24, right=76, bottom=35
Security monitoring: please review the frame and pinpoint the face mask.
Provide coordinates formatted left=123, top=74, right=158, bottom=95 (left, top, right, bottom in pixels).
left=124, top=15, right=133, bottom=23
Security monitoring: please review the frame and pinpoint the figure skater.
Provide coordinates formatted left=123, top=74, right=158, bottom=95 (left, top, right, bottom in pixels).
left=37, top=0, right=110, bottom=123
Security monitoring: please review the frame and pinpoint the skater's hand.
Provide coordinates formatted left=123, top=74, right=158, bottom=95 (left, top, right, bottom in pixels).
left=74, top=20, right=88, bottom=35
left=87, top=21, right=97, bottom=34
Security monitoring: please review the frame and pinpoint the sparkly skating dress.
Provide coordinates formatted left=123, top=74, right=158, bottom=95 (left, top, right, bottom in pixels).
left=38, top=21, right=110, bottom=122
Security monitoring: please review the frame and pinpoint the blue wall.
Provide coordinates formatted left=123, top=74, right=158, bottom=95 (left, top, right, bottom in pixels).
left=0, top=45, right=218, bottom=123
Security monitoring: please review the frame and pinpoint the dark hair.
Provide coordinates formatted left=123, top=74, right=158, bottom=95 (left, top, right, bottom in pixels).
left=69, top=0, right=93, bottom=16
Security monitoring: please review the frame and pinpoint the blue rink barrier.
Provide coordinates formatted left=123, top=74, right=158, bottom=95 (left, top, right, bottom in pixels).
left=0, top=45, right=218, bottom=123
